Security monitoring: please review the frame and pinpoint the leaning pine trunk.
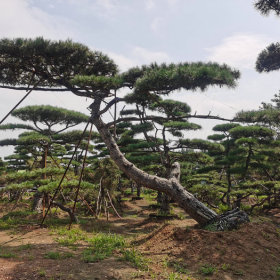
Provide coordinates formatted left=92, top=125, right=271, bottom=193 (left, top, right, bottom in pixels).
left=92, top=117, right=217, bottom=225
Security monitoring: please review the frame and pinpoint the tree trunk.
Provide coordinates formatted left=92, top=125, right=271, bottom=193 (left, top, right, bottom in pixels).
left=52, top=201, right=79, bottom=223
left=136, top=184, right=141, bottom=198
left=91, top=116, right=249, bottom=229
left=32, top=191, right=43, bottom=212
left=92, top=117, right=217, bottom=225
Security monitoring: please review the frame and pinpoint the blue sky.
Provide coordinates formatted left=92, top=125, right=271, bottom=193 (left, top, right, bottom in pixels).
left=1, top=0, right=280, bottom=157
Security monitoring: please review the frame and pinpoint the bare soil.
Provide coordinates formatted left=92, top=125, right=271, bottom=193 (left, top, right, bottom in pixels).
left=0, top=199, right=280, bottom=280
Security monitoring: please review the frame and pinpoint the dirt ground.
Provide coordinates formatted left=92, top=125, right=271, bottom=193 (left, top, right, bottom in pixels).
left=0, top=198, right=280, bottom=280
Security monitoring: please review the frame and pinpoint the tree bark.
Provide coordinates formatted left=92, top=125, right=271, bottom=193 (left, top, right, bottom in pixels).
left=52, top=201, right=79, bottom=223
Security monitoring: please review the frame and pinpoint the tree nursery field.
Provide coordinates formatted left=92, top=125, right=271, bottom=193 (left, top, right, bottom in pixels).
left=1, top=1, right=280, bottom=279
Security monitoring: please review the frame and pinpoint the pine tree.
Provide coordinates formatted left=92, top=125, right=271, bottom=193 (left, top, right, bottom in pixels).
left=0, top=105, right=89, bottom=210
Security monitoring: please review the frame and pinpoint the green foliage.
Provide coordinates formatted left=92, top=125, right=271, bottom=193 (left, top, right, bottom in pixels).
left=131, top=62, right=240, bottom=93
left=148, top=99, right=191, bottom=116
left=71, top=75, right=123, bottom=91
left=130, top=122, right=154, bottom=134
left=229, top=125, right=274, bottom=139
left=255, top=0, right=280, bottom=16
left=4, top=167, right=63, bottom=183
left=0, top=123, right=34, bottom=131
left=38, top=180, right=96, bottom=193
left=163, top=121, right=201, bottom=131
left=0, top=37, right=117, bottom=88
left=212, top=123, right=240, bottom=132
left=12, top=105, right=89, bottom=126
left=180, top=138, right=224, bottom=152
left=256, top=42, right=280, bottom=72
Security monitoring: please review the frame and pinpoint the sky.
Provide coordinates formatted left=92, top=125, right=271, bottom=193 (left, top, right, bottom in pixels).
left=1, top=0, right=280, bottom=157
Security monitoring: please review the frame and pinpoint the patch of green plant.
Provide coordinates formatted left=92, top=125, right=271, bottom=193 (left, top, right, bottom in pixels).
left=199, top=264, right=216, bottom=276
left=220, top=263, right=231, bottom=271
left=217, top=203, right=230, bottom=214
left=38, top=269, right=46, bottom=277
left=44, top=217, right=69, bottom=227
left=83, top=233, right=125, bottom=262
left=275, top=266, right=280, bottom=279
left=176, top=213, right=185, bottom=220
left=44, top=251, right=73, bottom=260
left=166, top=272, right=182, bottom=280
left=44, top=251, right=61, bottom=260
left=18, top=243, right=33, bottom=251
left=54, top=227, right=86, bottom=246
left=121, top=248, right=148, bottom=270
left=204, top=223, right=217, bottom=231
left=0, top=251, right=16, bottom=258
left=141, top=192, right=156, bottom=202
left=0, top=210, right=34, bottom=229
left=233, top=269, right=244, bottom=276
left=168, top=260, right=189, bottom=274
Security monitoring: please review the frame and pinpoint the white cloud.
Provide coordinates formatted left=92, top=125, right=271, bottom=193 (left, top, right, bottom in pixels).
left=206, top=34, right=271, bottom=70
left=108, top=47, right=170, bottom=71
left=151, top=17, right=164, bottom=33
left=0, top=0, right=74, bottom=39
left=166, top=0, right=180, bottom=6
left=108, top=52, right=137, bottom=71
left=96, top=0, right=116, bottom=11
left=145, top=0, right=156, bottom=11
left=132, top=46, right=170, bottom=64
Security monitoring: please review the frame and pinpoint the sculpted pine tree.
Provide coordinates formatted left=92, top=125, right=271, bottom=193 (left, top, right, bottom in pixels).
left=0, top=104, right=88, bottom=209
left=0, top=38, right=249, bottom=229
left=118, top=99, right=202, bottom=213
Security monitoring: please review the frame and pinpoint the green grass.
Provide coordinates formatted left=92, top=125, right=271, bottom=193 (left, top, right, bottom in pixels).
left=167, top=260, right=189, bottom=274
left=166, top=272, right=183, bottom=280
left=0, top=251, right=16, bottom=258
left=0, top=210, right=34, bottom=229
left=220, top=263, right=231, bottom=271
left=53, top=227, right=86, bottom=247
left=199, top=264, right=216, bottom=276
left=83, top=233, right=125, bottom=263
left=17, top=243, right=33, bottom=251
left=44, top=251, right=73, bottom=260
left=38, top=269, right=46, bottom=277
left=121, top=248, right=148, bottom=270
left=276, top=266, right=280, bottom=279
left=204, top=223, right=218, bottom=231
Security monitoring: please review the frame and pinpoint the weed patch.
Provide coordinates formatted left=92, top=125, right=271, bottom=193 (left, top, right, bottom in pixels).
left=199, top=264, right=216, bottom=276
left=54, top=227, right=86, bottom=247
left=44, top=251, right=73, bottom=260
left=83, top=233, right=125, bottom=262
left=121, top=248, right=148, bottom=270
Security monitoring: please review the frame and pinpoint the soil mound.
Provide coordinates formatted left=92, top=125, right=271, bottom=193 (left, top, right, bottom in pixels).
left=139, top=220, right=280, bottom=280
